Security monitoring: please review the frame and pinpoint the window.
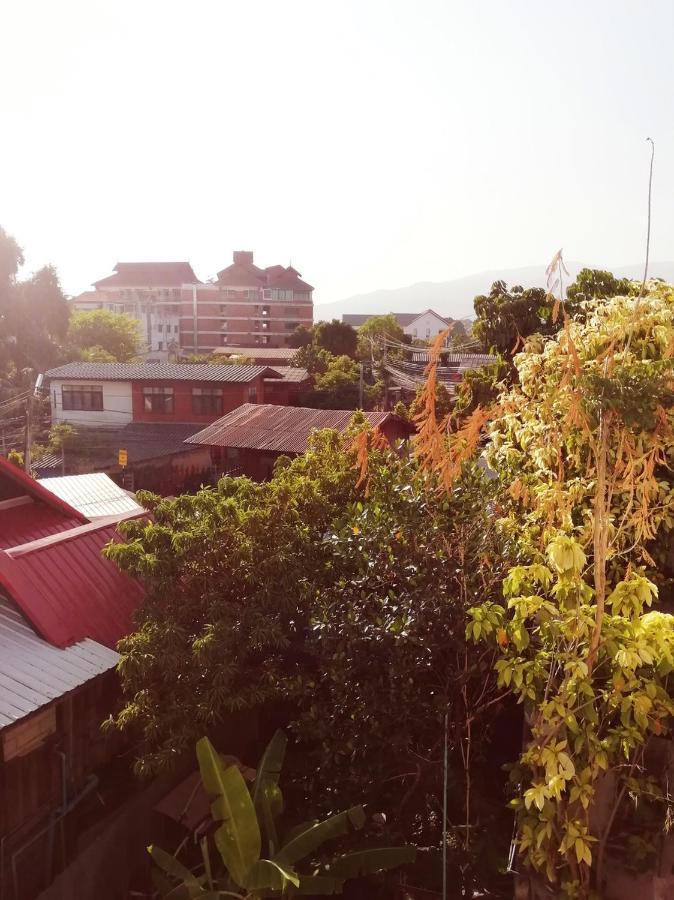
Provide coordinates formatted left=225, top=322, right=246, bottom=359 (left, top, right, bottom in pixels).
left=192, top=388, right=223, bottom=416
left=62, top=384, right=103, bottom=411
left=221, top=335, right=228, bottom=345
left=174, top=324, right=179, bottom=333
left=157, top=341, right=163, bottom=351
left=261, top=305, right=270, bottom=317
left=261, top=335, right=269, bottom=345
left=248, top=385, right=257, bottom=402
left=279, top=289, right=293, bottom=301
left=262, top=289, right=272, bottom=299
left=143, top=385, right=174, bottom=413
left=220, top=304, right=227, bottom=315
left=172, top=288, right=181, bottom=299
left=247, top=289, right=259, bottom=300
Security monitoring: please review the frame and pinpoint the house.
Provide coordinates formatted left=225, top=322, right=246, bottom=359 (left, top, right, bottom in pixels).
left=45, top=362, right=275, bottom=428
left=0, top=458, right=146, bottom=898
left=185, top=403, right=412, bottom=481
left=342, top=309, right=453, bottom=343
left=180, top=251, right=314, bottom=353
left=71, top=262, right=199, bottom=357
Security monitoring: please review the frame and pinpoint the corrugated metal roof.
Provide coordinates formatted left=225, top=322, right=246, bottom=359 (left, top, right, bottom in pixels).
left=0, top=518, right=146, bottom=649
left=45, top=362, right=272, bottom=383
left=0, top=595, right=119, bottom=730
left=0, top=502, right=85, bottom=549
left=38, top=473, right=144, bottom=519
left=264, top=367, right=310, bottom=383
left=186, top=404, right=393, bottom=455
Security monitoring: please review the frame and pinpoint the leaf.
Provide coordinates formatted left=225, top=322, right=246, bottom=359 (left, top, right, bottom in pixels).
left=291, top=875, right=346, bottom=895
left=196, top=737, right=261, bottom=887
left=253, top=730, right=288, bottom=854
left=328, top=847, right=416, bottom=878
left=274, top=806, right=366, bottom=867
left=243, top=858, right=300, bottom=891
left=148, top=845, right=202, bottom=898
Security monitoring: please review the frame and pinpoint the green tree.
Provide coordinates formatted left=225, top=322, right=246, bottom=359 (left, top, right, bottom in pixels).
left=105, top=429, right=365, bottom=773
left=566, top=267, right=635, bottom=306
left=314, top=319, right=358, bottom=358
left=292, top=343, right=334, bottom=376
left=473, top=281, right=550, bottom=357
left=66, top=308, right=141, bottom=362
left=287, top=324, right=314, bottom=348
left=356, top=314, right=406, bottom=361
left=303, top=355, right=361, bottom=408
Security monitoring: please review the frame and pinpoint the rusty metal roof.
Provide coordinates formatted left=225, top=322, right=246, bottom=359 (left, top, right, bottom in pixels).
left=0, top=595, right=119, bottom=730
left=186, top=404, right=393, bottom=455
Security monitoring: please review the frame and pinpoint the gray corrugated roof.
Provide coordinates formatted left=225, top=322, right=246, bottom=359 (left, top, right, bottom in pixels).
left=38, top=473, right=144, bottom=519
left=45, top=362, right=270, bottom=383
left=342, top=311, right=453, bottom=328
left=0, top=596, right=120, bottom=729
left=186, top=404, right=393, bottom=454
left=212, top=347, right=298, bottom=360
left=264, top=366, right=310, bottom=383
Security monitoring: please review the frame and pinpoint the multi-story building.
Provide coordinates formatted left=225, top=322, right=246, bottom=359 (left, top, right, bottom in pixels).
left=72, top=252, right=314, bottom=356
left=71, top=261, right=200, bottom=356
left=179, top=251, right=314, bottom=352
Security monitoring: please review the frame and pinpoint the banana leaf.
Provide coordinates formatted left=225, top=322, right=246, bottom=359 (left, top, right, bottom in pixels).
left=274, top=806, right=366, bottom=867
left=252, top=730, right=287, bottom=855
left=327, top=846, right=416, bottom=878
left=196, top=737, right=261, bottom=887
left=243, top=858, right=300, bottom=892
left=148, top=844, right=203, bottom=898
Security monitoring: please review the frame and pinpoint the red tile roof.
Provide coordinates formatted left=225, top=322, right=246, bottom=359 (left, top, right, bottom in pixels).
left=216, top=251, right=313, bottom=291
left=93, top=261, right=199, bottom=288
left=186, top=404, right=399, bottom=455
left=0, top=519, right=145, bottom=649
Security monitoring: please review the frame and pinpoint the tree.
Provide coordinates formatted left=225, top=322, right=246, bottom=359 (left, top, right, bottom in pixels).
left=302, top=355, right=361, bottom=409
left=416, top=280, right=674, bottom=897
left=409, top=380, right=453, bottom=423
left=105, top=429, right=366, bottom=773
left=66, top=308, right=141, bottom=362
left=472, top=281, right=550, bottom=357
left=566, top=267, right=635, bottom=306
left=292, top=343, right=334, bottom=376
left=357, top=314, right=406, bottom=361
left=287, top=324, right=314, bottom=348
left=314, top=319, right=358, bottom=358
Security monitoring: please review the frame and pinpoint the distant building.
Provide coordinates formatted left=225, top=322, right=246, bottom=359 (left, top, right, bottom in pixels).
left=70, top=261, right=199, bottom=357
left=342, top=309, right=452, bottom=343
left=186, top=403, right=413, bottom=481
left=180, top=251, right=314, bottom=353
left=70, top=251, right=314, bottom=356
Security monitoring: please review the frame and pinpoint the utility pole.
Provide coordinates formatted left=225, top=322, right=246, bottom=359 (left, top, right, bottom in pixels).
left=24, top=374, right=43, bottom=474
left=359, top=363, right=364, bottom=409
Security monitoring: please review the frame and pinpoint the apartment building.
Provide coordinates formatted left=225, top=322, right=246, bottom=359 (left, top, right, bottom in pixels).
left=72, top=251, right=314, bottom=357
left=179, top=251, right=314, bottom=352
left=71, top=262, right=199, bottom=355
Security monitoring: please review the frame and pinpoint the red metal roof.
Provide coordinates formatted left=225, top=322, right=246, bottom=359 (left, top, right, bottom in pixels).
left=186, top=404, right=396, bottom=455
left=0, top=503, right=84, bottom=548
left=0, top=518, right=146, bottom=649
left=93, top=261, right=200, bottom=288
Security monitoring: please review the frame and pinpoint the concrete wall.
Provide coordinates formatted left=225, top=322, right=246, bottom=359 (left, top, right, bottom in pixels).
left=50, top=380, right=133, bottom=427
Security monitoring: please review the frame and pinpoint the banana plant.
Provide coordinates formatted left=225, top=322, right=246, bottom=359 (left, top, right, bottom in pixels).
left=149, top=730, right=415, bottom=898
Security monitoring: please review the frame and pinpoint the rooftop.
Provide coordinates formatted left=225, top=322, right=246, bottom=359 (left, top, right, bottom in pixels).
left=93, top=261, right=200, bottom=289
left=45, top=362, right=274, bottom=383
left=62, top=422, right=206, bottom=469
left=342, top=310, right=453, bottom=328
left=216, top=251, right=313, bottom=292
left=264, top=366, right=310, bottom=383
left=39, top=472, right=145, bottom=519
left=0, top=596, right=120, bottom=730
left=186, top=403, right=398, bottom=455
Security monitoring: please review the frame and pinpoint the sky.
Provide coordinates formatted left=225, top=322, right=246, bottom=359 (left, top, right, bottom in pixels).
left=1, top=0, right=673, bottom=304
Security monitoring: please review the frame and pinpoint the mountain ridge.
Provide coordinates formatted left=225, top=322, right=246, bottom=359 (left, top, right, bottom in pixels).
left=315, top=261, right=674, bottom=322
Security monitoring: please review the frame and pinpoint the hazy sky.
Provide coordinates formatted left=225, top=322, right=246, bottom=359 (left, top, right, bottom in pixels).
left=2, top=0, right=673, bottom=304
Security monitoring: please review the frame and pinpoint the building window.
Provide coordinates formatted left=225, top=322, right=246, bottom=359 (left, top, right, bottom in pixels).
left=278, top=289, right=293, bottom=301
left=157, top=341, right=163, bottom=351
left=246, top=289, right=259, bottom=300
left=192, top=388, right=223, bottom=416
left=221, top=335, right=228, bottom=345
left=248, top=385, right=257, bottom=402
left=261, top=335, right=269, bottom=345
left=143, top=386, right=174, bottom=414
left=262, top=289, right=272, bottom=299
left=62, top=384, right=103, bottom=411
left=174, top=324, right=179, bottom=333
left=172, top=288, right=181, bottom=298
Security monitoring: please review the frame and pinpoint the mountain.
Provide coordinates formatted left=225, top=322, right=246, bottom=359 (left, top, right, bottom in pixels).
left=315, top=262, right=674, bottom=323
